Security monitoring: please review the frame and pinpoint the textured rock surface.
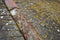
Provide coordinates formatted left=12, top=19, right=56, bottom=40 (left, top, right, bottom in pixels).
left=0, top=0, right=60, bottom=40
left=0, top=0, right=24, bottom=40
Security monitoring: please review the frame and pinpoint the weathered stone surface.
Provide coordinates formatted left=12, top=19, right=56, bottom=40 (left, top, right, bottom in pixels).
left=0, top=0, right=60, bottom=40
